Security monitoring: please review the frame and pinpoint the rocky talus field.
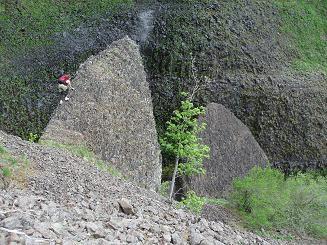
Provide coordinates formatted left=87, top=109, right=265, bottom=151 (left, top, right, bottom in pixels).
left=0, top=131, right=287, bottom=245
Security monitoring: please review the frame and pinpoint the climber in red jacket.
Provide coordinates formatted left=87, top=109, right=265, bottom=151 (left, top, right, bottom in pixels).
left=58, top=73, right=74, bottom=104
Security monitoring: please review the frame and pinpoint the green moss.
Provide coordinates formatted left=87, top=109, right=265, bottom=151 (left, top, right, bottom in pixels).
left=276, top=0, right=327, bottom=74
left=0, top=0, right=134, bottom=54
left=39, top=139, right=124, bottom=178
left=0, top=76, right=51, bottom=139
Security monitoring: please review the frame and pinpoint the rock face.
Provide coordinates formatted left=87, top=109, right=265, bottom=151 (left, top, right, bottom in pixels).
left=145, top=0, right=327, bottom=165
left=186, top=103, right=269, bottom=197
left=41, top=37, right=161, bottom=191
left=0, top=130, right=283, bottom=245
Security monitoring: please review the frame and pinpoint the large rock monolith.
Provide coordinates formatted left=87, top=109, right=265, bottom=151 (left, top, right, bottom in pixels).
left=186, top=103, right=269, bottom=197
left=41, top=37, right=161, bottom=191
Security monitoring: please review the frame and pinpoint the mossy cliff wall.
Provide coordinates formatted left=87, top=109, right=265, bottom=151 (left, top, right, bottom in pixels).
left=144, top=0, right=326, bottom=164
left=0, top=0, right=134, bottom=139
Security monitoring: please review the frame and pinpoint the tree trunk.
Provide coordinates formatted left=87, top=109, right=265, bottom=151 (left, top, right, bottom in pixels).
left=169, top=157, right=179, bottom=201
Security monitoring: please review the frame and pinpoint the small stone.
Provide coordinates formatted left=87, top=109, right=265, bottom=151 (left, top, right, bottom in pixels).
left=235, top=234, right=243, bottom=241
left=139, top=223, right=151, bottom=230
left=150, top=224, right=161, bottom=234
left=8, top=232, right=22, bottom=242
left=105, top=234, right=114, bottom=241
left=118, top=198, right=134, bottom=215
left=85, top=222, right=106, bottom=238
left=50, top=223, right=65, bottom=235
left=190, top=230, right=205, bottom=245
left=55, top=239, right=63, bottom=245
left=62, top=239, right=79, bottom=245
left=214, top=241, right=225, bottom=245
left=34, top=223, right=55, bottom=239
left=171, top=232, right=182, bottom=244
left=198, top=225, right=206, bottom=233
left=1, top=216, right=23, bottom=229
left=126, top=234, right=138, bottom=243
left=85, top=222, right=99, bottom=232
left=24, top=228, right=35, bottom=235
left=163, top=233, right=171, bottom=242
left=200, top=237, right=215, bottom=245
left=210, top=223, right=223, bottom=233
left=16, top=196, right=36, bottom=209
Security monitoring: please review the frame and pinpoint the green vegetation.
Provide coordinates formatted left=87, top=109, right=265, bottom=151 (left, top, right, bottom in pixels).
left=179, top=191, right=206, bottom=215
left=229, top=167, right=327, bottom=239
left=28, top=133, right=39, bottom=143
left=178, top=191, right=228, bottom=215
left=0, top=145, right=30, bottom=189
left=276, top=0, right=327, bottom=73
left=159, top=181, right=171, bottom=197
left=0, top=0, right=134, bottom=54
left=160, top=93, right=210, bottom=200
left=39, top=139, right=123, bottom=178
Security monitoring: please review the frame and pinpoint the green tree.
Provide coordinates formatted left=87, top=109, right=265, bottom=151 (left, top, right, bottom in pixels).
left=160, top=93, right=210, bottom=201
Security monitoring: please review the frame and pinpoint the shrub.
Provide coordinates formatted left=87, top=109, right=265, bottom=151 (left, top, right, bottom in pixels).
left=28, top=133, right=39, bottom=143
left=229, top=167, right=327, bottom=238
left=179, top=191, right=206, bottom=215
left=178, top=191, right=228, bottom=215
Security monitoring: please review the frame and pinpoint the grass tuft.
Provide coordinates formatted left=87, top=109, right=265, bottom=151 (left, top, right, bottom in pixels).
left=0, top=145, right=31, bottom=189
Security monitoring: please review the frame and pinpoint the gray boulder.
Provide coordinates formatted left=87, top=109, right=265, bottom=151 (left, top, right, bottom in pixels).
left=41, top=37, right=161, bottom=191
left=186, top=103, right=269, bottom=197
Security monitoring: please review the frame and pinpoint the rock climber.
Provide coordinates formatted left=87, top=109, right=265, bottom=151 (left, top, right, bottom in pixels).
left=58, top=73, right=74, bottom=104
